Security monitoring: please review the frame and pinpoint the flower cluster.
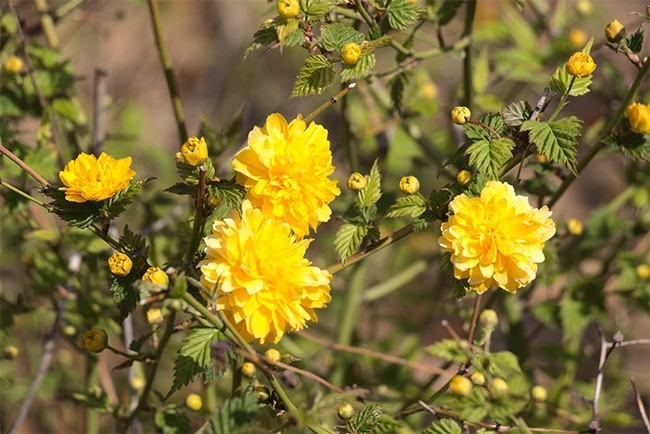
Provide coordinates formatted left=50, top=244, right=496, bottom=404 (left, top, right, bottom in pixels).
left=439, top=181, right=556, bottom=294
left=59, top=153, right=135, bottom=203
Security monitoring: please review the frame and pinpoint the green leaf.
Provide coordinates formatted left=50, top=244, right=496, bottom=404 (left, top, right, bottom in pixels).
left=501, top=100, right=532, bottom=127
left=165, top=182, right=195, bottom=196
left=291, top=54, right=335, bottom=97
left=487, top=395, right=528, bottom=422
left=423, top=419, right=462, bottom=434
left=168, top=328, right=221, bottom=397
left=200, top=394, right=260, bottom=434
left=119, top=225, right=150, bottom=259
left=155, top=407, right=190, bottom=434
left=207, top=179, right=246, bottom=210
left=520, top=117, right=581, bottom=174
left=300, top=0, right=337, bottom=16
left=424, top=339, right=468, bottom=363
left=626, top=28, right=644, bottom=54
left=355, top=159, right=382, bottom=208
left=42, top=186, right=99, bottom=228
left=334, top=223, right=368, bottom=262
left=386, top=0, right=421, bottom=30
left=550, top=64, right=592, bottom=96
left=436, top=0, right=463, bottom=25
left=487, top=351, right=522, bottom=377
left=320, top=23, right=365, bottom=52
left=451, top=387, right=489, bottom=422
left=374, top=415, right=403, bottom=433
left=52, top=98, right=83, bottom=124
left=103, top=179, right=148, bottom=220
left=388, top=72, right=410, bottom=113
left=464, top=113, right=504, bottom=141
left=244, top=26, right=278, bottom=58
left=386, top=194, right=427, bottom=219
left=340, top=53, right=376, bottom=81
left=619, top=131, right=650, bottom=161
left=276, top=18, right=302, bottom=46
left=342, top=403, right=383, bottom=434
left=110, top=277, right=140, bottom=320
left=465, top=137, right=514, bottom=180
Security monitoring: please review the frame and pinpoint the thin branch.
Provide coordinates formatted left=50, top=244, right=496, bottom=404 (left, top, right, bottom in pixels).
left=630, top=377, right=650, bottom=433
left=466, top=294, right=482, bottom=345
left=304, top=83, right=356, bottom=124
left=0, top=144, right=51, bottom=187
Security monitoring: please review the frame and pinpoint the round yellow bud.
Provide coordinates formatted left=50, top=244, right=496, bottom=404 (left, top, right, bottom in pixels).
left=575, top=0, right=592, bottom=16
left=479, top=309, right=499, bottom=329
left=277, top=0, right=299, bottom=19
left=255, top=385, right=270, bottom=401
left=146, top=308, right=164, bottom=325
left=337, top=403, right=355, bottom=420
left=83, top=327, right=108, bottom=353
left=4, top=56, right=23, bottom=74
left=566, top=218, right=583, bottom=236
left=3, top=345, right=19, bottom=359
left=63, top=325, right=77, bottom=336
left=449, top=375, right=473, bottom=397
left=399, top=175, right=420, bottom=195
left=605, top=19, right=625, bottom=43
left=568, top=28, right=588, bottom=49
left=185, top=393, right=203, bottom=411
left=420, top=82, right=438, bottom=100
left=456, top=170, right=472, bottom=186
left=241, top=362, right=257, bottom=378
left=531, top=385, right=547, bottom=402
left=566, top=52, right=596, bottom=78
left=470, top=371, right=486, bottom=386
left=265, top=348, right=281, bottom=363
left=451, top=106, right=471, bottom=125
left=108, top=252, right=133, bottom=276
left=176, top=137, right=208, bottom=166
left=636, top=264, right=650, bottom=280
left=341, top=42, right=361, bottom=65
left=626, top=102, right=650, bottom=135
left=142, top=267, right=168, bottom=286
left=130, top=376, right=145, bottom=391
left=490, top=378, right=509, bottom=396
left=535, top=153, right=548, bottom=164
left=347, top=172, right=366, bottom=191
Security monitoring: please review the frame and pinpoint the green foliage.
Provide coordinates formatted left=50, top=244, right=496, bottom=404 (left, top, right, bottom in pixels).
left=207, top=179, right=246, bottom=210
left=169, top=328, right=223, bottom=397
left=465, top=137, right=515, bottom=180
left=385, top=0, right=421, bottom=31
left=355, top=160, right=382, bottom=209
left=155, top=406, right=190, bottom=434
left=340, top=54, right=376, bottom=81
left=625, top=28, right=644, bottom=54
left=199, top=394, right=260, bottom=434
left=423, top=419, right=462, bottom=434
left=424, top=339, right=468, bottom=363
left=501, top=100, right=533, bottom=127
left=110, top=277, right=140, bottom=320
left=337, top=403, right=383, bottom=434
left=521, top=116, right=581, bottom=174
left=301, top=0, right=338, bottom=17
left=244, top=26, right=278, bottom=58
left=550, top=65, right=593, bottom=97
left=291, top=55, right=335, bottom=97
left=334, top=223, right=368, bottom=263
left=42, top=186, right=98, bottom=228
left=321, top=23, right=365, bottom=52
left=386, top=194, right=427, bottom=219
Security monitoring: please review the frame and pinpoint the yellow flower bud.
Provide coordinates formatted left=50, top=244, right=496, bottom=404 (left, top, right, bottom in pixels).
left=3, top=345, right=19, bottom=359
left=420, top=82, right=438, bottom=100
left=347, top=172, right=366, bottom=191
left=568, top=28, right=588, bottom=49
left=399, top=176, right=420, bottom=195
left=255, top=385, right=270, bottom=401
left=470, top=371, right=486, bottom=386
left=337, top=403, right=355, bottom=420
left=341, top=42, right=361, bottom=65
left=636, top=264, right=650, bottom=280
left=449, top=375, right=473, bottom=396
left=626, top=102, right=650, bottom=135
left=265, top=348, right=281, bottom=363
left=575, top=0, right=592, bottom=16
left=185, top=393, right=203, bottom=411
left=277, top=0, right=299, bottom=19
left=177, top=137, right=208, bottom=166
left=479, top=309, right=499, bottom=329
left=146, top=308, right=164, bottom=325
left=4, top=56, right=23, bottom=74
left=566, top=218, right=583, bottom=236
left=490, top=378, right=509, bottom=396
left=456, top=170, right=472, bottom=186
left=535, top=153, right=548, bottom=164
left=130, top=376, right=145, bottom=391
left=451, top=106, right=471, bottom=125
left=83, top=327, right=108, bottom=353
left=142, top=267, right=168, bottom=286
left=241, top=362, right=257, bottom=378
left=566, top=52, right=596, bottom=78
left=63, top=325, right=77, bottom=336
left=108, top=252, right=133, bottom=276
left=531, top=385, right=547, bottom=402
left=605, top=19, right=625, bottom=43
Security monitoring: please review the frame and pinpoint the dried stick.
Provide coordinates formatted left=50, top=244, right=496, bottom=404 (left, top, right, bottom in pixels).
left=630, top=377, right=650, bottom=433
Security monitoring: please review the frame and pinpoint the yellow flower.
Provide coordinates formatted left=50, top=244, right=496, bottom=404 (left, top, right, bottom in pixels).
left=636, top=264, right=650, bottom=280
left=575, top=0, right=592, bottom=16
left=456, top=170, right=472, bottom=186
left=108, top=252, right=133, bottom=276
left=176, top=136, right=208, bottom=166
left=347, top=172, right=366, bottom=191
left=232, top=114, right=340, bottom=236
left=451, top=106, right=471, bottom=125
left=626, top=102, right=650, bottom=135
left=490, top=378, right=509, bottom=396
left=4, top=56, right=23, bottom=74
left=59, top=153, right=135, bottom=203
left=568, top=28, right=588, bottom=48
left=83, top=327, right=108, bottom=353
left=199, top=200, right=332, bottom=344
left=185, top=393, right=203, bottom=411
left=341, top=42, right=361, bottom=65
left=438, top=181, right=556, bottom=294
left=566, top=218, right=583, bottom=236
left=277, top=0, right=299, bottom=18
left=531, top=385, right=547, bottom=402
left=420, top=82, right=438, bottom=100
left=450, top=375, right=473, bottom=396
left=146, top=308, right=164, bottom=325
left=130, top=376, right=145, bottom=391
left=399, top=176, right=420, bottom=194
left=337, top=403, right=355, bottom=420
left=566, top=52, right=596, bottom=78
left=605, top=19, right=625, bottom=43
left=142, top=267, right=168, bottom=286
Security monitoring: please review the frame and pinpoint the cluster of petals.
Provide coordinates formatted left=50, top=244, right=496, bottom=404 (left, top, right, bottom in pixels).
left=438, top=181, right=556, bottom=294
left=59, top=152, right=135, bottom=203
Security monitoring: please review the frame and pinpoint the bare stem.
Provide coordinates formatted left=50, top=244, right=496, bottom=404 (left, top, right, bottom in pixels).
left=0, top=144, right=51, bottom=187
left=184, top=167, right=207, bottom=270
left=304, top=83, right=356, bottom=124
left=0, top=180, right=50, bottom=208
left=631, top=377, right=650, bottom=433
left=461, top=0, right=477, bottom=108
left=467, top=294, right=482, bottom=345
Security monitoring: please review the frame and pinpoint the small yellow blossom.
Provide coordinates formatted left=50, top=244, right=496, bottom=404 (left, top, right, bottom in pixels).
left=186, top=393, right=203, bottom=411
left=83, top=327, right=108, bottom=353
left=451, top=106, right=471, bottom=125
left=265, top=348, right=281, bottom=362
left=177, top=137, right=208, bottom=166
left=636, top=264, right=650, bottom=280
left=575, top=0, right=592, bottom=16
left=531, top=385, right=547, bottom=402
left=59, top=153, right=135, bottom=203
left=535, top=154, right=548, bottom=164
left=605, top=19, right=625, bottom=43
left=490, top=378, right=509, bottom=395
left=142, top=267, right=168, bottom=286
left=438, top=181, right=556, bottom=294
left=566, top=52, right=596, bottom=78
left=232, top=113, right=340, bottom=236
left=241, top=362, right=257, bottom=378
left=347, top=172, right=366, bottom=191
left=450, top=375, right=473, bottom=396
left=146, top=308, right=164, bottom=325
left=399, top=176, right=420, bottom=194
left=4, top=56, right=23, bottom=74
left=277, top=0, right=299, bottom=18
left=2, top=345, right=19, bottom=359
left=626, top=102, right=650, bottom=135
left=568, top=29, right=588, bottom=48
left=341, top=42, right=361, bottom=65
left=255, top=385, right=270, bottom=401
left=199, top=200, right=333, bottom=344
left=566, top=218, right=583, bottom=236
left=130, top=376, right=145, bottom=391
left=63, top=325, right=77, bottom=336
left=420, top=82, right=438, bottom=100
left=456, top=170, right=472, bottom=186
left=337, top=403, right=355, bottom=420
left=108, top=252, right=133, bottom=276
left=479, top=309, right=499, bottom=329
left=470, top=371, right=486, bottom=386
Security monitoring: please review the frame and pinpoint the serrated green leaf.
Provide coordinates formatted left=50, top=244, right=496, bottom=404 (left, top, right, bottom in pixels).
left=626, top=28, right=644, bottom=54
left=244, top=26, right=278, bottom=58
left=464, top=113, right=504, bottom=141
left=291, top=55, right=335, bottom=97
left=155, top=407, right=190, bottom=434
left=501, top=100, right=533, bottom=127
left=386, top=0, right=421, bottom=30
left=334, top=223, right=368, bottom=262
left=208, top=179, right=246, bottom=210
left=465, top=137, right=514, bottom=179
left=42, top=186, right=99, bottom=228
left=550, top=64, right=592, bottom=96
left=103, top=178, right=147, bottom=220
left=451, top=387, right=489, bottom=422
left=110, top=277, right=140, bottom=320
left=423, top=419, right=462, bottom=434
left=301, top=0, right=337, bottom=16
left=389, top=71, right=409, bottom=113
left=424, top=339, right=468, bottom=363
left=521, top=117, right=581, bottom=174
left=165, top=182, right=195, bottom=196
left=168, top=328, right=220, bottom=397
left=355, top=159, right=382, bottom=208
left=277, top=18, right=301, bottom=46
left=386, top=194, right=427, bottom=218
left=343, top=403, right=383, bottom=434
left=120, top=225, right=150, bottom=259
left=374, top=415, right=402, bottom=433
left=321, top=23, right=365, bottom=52
left=487, top=351, right=522, bottom=377
left=487, top=395, right=528, bottom=422
left=340, top=53, right=376, bottom=81
left=200, top=394, right=260, bottom=434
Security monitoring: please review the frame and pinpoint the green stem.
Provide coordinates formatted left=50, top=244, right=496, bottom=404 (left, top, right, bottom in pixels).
left=85, top=357, right=98, bottom=434
left=0, top=180, right=50, bottom=208
left=147, top=0, right=188, bottom=144
left=55, top=0, right=85, bottom=18
left=341, top=88, right=359, bottom=172
left=0, top=144, right=51, bottom=187
left=354, top=0, right=380, bottom=37
left=34, top=0, right=60, bottom=49
left=461, top=0, right=477, bottom=107
left=89, top=224, right=122, bottom=251
left=184, top=168, right=207, bottom=270
left=304, top=83, right=356, bottom=124
left=548, top=76, right=575, bottom=123
left=363, top=259, right=428, bottom=302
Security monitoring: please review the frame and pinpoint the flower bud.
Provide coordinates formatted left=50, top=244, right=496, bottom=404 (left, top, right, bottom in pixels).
left=636, top=264, right=650, bottom=280
left=347, top=172, right=366, bottom=191
left=490, top=378, right=509, bottom=396
left=566, top=218, right=583, bottom=236
left=456, top=170, right=472, bottom=186
left=420, top=82, right=438, bottom=100
left=399, top=176, right=420, bottom=195
left=130, top=376, right=145, bottom=391
left=626, top=102, right=650, bottom=135
left=470, top=371, right=486, bottom=386
left=185, top=393, right=203, bottom=411
left=479, top=309, right=499, bottom=329
left=575, top=0, right=592, bottom=16
left=535, top=153, right=548, bottom=164
left=531, top=385, right=547, bottom=402
left=108, top=252, right=133, bottom=276
left=605, top=19, right=625, bottom=43
left=4, top=56, right=23, bottom=74
left=566, top=52, right=596, bottom=78
left=83, top=327, right=108, bottom=353
left=142, top=267, right=168, bottom=286
left=176, top=137, right=208, bottom=166
left=277, top=0, right=299, bottom=19
left=3, top=345, right=19, bottom=359
left=341, top=42, right=361, bottom=65
left=568, top=28, right=588, bottom=49
left=451, top=106, right=471, bottom=125
left=63, top=325, right=77, bottom=336
left=337, top=403, right=355, bottom=420
left=265, top=348, right=281, bottom=363
left=449, top=375, right=473, bottom=396
left=241, top=362, right=257, bottom=378
left=255, top=385, right=270, bottom=401
left=146, top=308, right=164, bottom=325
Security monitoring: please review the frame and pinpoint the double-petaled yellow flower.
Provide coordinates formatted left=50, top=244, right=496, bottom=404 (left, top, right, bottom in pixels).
left=108, top=252, right=133, bottom=276
left=566, top=52, right=596, bottom=78
left=438, top=181, right=556, bottom=294
left=199, top=200, right=332, bottom=344
left=142, top=267, right=168, bottom=286
left=233, top=113, right=340, bottom=236
left=59, top=153, right=135, bottom=203
left=626, top=102, right=650, bottom=135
